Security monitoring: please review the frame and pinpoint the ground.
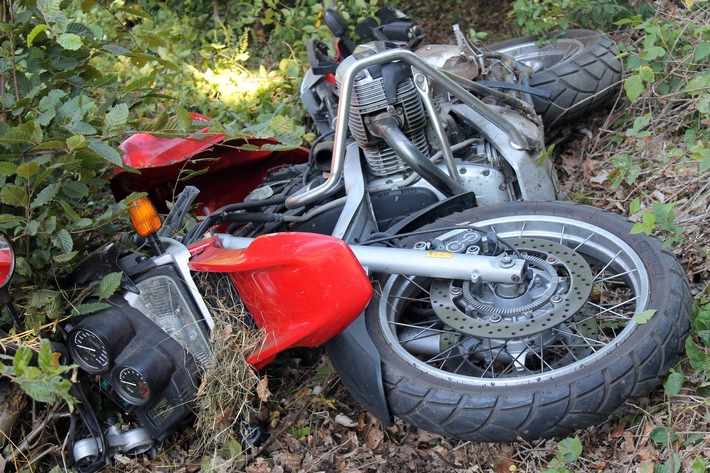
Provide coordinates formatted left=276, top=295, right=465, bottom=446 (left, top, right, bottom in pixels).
left=3, top=1, right=709, bottom=471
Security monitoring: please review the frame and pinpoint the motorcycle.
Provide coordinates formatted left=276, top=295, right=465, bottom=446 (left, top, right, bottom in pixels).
left=55, top=6, right=691, bottom=470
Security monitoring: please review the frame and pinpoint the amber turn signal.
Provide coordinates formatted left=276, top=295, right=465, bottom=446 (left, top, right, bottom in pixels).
left=128, top=197, right=162, bottom=237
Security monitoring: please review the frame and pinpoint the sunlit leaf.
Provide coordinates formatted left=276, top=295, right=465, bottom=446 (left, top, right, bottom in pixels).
left=632, top=309, right=656, bottom=324
left=58, top=33, right=83, bottom=51
left=98, top=271, right=123, bottom=300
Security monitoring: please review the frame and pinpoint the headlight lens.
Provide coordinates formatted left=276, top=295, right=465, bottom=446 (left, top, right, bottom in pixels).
left=124, top=275, right=211, bottom=365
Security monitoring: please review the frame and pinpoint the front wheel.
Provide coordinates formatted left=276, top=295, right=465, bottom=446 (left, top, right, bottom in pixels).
left=488, top=30, right=622, bottom=129
left=366, top=202, right=691, bottom=442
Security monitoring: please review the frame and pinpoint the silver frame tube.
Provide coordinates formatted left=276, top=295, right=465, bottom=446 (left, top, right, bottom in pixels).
left=216, top=234, right=525, bottom=284
left=285, top=48, right=529, bottom=210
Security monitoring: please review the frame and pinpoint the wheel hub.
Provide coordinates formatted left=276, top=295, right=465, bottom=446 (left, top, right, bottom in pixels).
left=430, top=238, right=593, bottom=338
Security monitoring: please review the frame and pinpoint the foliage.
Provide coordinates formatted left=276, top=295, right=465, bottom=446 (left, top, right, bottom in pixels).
left=611, top=2, right=710, bottom=243
left=0, top=0, right=167, bottom=330
left=74, top=0, right=381, bottom=129
left=542, top=436, right=583, bottom=473
left=0, top=338, right=75, bottom=407
left=509, top=0, right=640, bottom=36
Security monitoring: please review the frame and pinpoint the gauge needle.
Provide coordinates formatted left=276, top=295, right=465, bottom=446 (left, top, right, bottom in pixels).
left=76, top=344, right=96, bottom=352
left=122, top=380, right=137, bottom=386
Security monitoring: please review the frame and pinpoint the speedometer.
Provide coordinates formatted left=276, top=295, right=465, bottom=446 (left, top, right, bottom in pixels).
left=67, top=312, right=134, bottom=374
left=69, top=329, right=111, bottom=373
left=111, top=349, right=174, bottom=406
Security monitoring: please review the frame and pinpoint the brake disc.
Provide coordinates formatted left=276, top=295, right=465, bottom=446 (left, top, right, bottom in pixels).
left=430, top=238, right=593, bottom=339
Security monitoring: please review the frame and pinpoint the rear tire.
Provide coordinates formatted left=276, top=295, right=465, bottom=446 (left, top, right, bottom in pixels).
left=366, top=202, right=691, bottom=442
left=489, top=30, right=622, bottom=129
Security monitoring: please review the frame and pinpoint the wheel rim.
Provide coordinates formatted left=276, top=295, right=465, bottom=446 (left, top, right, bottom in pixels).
left=376, top=214, right=650, bottom=386
left=494, top=39, right=584, bottom=72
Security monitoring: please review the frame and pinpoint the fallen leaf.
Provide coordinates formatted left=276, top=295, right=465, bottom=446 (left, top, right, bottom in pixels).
left=256, top=374, right=270, bottom=402
left=366, top=427, right=385, bottom=449
left=611, top=420, right=627, bottom=438
left=623, top=431, right=635, bottom=453
left=493, top=458, right=517, bottom=473
left=334, top=413, right=357, bottom=427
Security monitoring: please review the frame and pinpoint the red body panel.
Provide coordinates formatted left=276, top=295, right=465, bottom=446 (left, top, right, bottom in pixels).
left=111, top=113, right=308, bottom=215
left=188, top=234, right=373, bottom=369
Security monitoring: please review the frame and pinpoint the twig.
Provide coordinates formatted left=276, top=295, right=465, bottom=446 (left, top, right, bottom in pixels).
left=4, top=403, right=69, bottom=464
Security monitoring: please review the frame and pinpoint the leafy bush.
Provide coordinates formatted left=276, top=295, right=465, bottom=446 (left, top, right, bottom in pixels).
left=75, top=0, right=381, bottom=128
left=509, top=0, right=641, bottom=36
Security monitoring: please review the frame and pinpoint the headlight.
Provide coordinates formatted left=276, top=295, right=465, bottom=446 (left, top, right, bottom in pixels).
left=124, top=273, right=212, bottom=366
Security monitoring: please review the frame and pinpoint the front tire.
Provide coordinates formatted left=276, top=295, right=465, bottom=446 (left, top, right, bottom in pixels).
left=489, top=30, right=622, bottom=129
left=366, top=202, right=691, bottom=442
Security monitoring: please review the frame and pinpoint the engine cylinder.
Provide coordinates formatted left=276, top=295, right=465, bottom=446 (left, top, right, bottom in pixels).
left=336, top=44, right=430, bottom=177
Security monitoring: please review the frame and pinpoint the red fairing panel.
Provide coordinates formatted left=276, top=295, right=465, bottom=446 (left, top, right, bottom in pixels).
left=188, top=233, right=373, bottom=369
left=112, top=113, right=308, bottom=215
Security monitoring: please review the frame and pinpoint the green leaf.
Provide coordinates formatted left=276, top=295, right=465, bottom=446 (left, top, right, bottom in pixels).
left=72, top=302, right=111, bottom=315
left=66, top=135, right=88, bottom=151
left=638, top=65, right=654, bottom=82
left=27, top=24, right=49, bottom=47
left=12, top=345, right=33, bottom=376
left=692, top=456, right=708, bottom=473
left=663, top=370, right=683, bottom=397
left=31, top=182, right=60, bottom=209
left=624, top=74, right=645, bottom=102
left=37, top=339, right=55, bottom=372
left=630, top=211, right=656, bottom=236
left=685, top=338, right=708, bottom=371
left=0, top=127, right=34, bottom=145
left=16, top=162, right=40, bottom=179
left=1, top=185, right=29, bottom=208
left=51, top=229, right=73, bottom=254
left=104, top=103, right=129, bottom=132
left=53, top=250, right=78, bottom=263
left=649, top=426, right=677, bottom=446
left=18, top=374, right=73, bottom=405
left=98, top=271, right=123, bottom=300
left=61, top=181, right=89, bottom=199
left=556, top=436, right=582, bottom=463
left=633, top=309, right=656, bottom=324
left=123, top=74, right=156, bottom=94
left=58, top=200, right=81, bottom=223
left=629, top=197, right=641, bottom=214
left=67, top=121, right=97, bottom=135
left=57, top=33, right=83, bottom=50
left=88, top=139, right=121, bottom=166
left=176, top=107, right=193, bottom=132
left=0, top=162, right=17, bottom=175
left=26, top=220, right=40, bottom=236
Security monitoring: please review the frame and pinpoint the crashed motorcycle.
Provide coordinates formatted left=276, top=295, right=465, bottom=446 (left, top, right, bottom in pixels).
left=60, top=7, right=691, bottom=470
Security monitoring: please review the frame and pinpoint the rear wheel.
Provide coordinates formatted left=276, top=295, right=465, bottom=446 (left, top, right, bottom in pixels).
left=366, top=202, right=691, bottom=441
left=489, top=30, right=622, bottom=128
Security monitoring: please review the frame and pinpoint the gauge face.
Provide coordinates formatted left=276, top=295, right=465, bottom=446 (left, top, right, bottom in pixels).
left=69, top=329, right=111, bottom=374
left=115, top=367, right=151, bottom=405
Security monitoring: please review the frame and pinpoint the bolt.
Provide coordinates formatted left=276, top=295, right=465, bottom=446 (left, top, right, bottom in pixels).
left=525, top=312, right=534, bottom=319
left=459, top=167, right=467, bottom=174
left=511, top=275, right=521, bottom=283
left=551, top=295, right=563, bottom=303
left=547, top=256, right=558, bottom=263
left=490, top=314, right=502, bottom=323
left=482, top=169, right=490, bottom=176
left=471, top=273, right=481, bottom=284
left=450, top=286, right=463, bottom=296
left=499, top=255, right=514, bottom=268
left=386, top=105, right=395, bottom=113
left=416, top=75, right=425, bottom=83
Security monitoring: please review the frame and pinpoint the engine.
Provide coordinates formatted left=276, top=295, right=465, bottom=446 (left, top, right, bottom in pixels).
left=336, top=42, right=429, bottom=177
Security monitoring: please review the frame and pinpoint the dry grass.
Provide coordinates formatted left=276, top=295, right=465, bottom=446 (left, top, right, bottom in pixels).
left=192, top=273, right=264, bottom=452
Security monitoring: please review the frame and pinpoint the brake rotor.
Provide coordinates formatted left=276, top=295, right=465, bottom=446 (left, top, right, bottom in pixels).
left=430, top=238, right=593, bottom=338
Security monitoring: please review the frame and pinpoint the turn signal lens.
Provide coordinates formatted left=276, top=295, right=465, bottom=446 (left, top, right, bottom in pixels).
left=128, top=197, right=162, bottom=237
